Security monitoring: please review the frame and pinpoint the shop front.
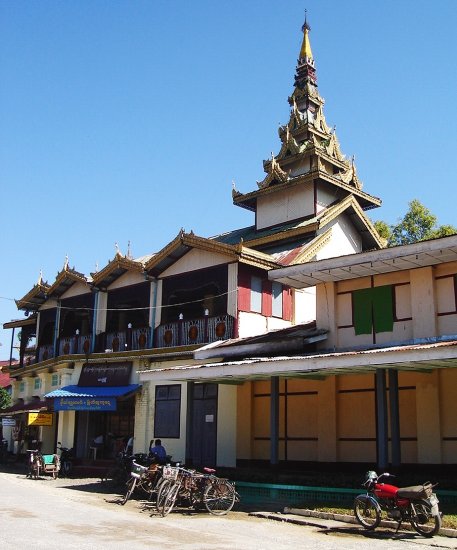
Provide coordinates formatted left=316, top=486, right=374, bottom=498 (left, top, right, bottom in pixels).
left=45, top=362, right=140, bottom=459
left=0, top=400, right=56, bottom=456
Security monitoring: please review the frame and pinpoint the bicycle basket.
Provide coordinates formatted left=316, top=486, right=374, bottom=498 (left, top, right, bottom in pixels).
left=131, top=462, right=148, bottom=479
left=162, top=465, right=179, bottom=481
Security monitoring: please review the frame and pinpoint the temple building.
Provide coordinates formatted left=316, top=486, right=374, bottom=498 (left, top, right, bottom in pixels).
left=0, top=16, right=414, bottom=469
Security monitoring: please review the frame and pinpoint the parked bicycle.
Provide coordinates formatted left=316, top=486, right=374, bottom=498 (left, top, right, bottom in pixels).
left=121, top=460, right=165, bottom=505
left=156, top=465, right=238, bottom=517
left=26, top=448, right=43, bottom=479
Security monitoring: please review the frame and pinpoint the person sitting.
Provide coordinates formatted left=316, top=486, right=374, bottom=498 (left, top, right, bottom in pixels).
left=149, top=439, right=167, bottom=463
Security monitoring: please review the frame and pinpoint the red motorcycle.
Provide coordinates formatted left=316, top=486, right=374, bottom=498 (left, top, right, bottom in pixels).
left=354, top=471, right=441, bottom=537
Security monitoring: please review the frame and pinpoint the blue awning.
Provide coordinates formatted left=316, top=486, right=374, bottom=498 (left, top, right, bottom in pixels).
left=45, top=384, right=141, bottom=399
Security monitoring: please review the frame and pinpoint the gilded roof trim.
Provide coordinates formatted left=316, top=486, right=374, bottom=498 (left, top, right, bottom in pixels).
left=91, top=252, right=145, bottom=287
left=289, top=228, right=333, bottom=265
left=145, top=230, right=240, bottom=274
left=15, top=282, right=51, bottom=311
left=46, top=266, right=90, bottom=298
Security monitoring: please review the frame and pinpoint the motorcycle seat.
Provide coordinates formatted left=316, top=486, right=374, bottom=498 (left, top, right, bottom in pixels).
left=397, top=482, right=433, bottom=499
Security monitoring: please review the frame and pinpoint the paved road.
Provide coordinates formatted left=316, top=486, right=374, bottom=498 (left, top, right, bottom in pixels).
left=0, top=470, right=455, bottom=549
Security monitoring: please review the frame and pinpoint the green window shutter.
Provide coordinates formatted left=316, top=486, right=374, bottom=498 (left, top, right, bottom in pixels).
left=372, top=285, right=394, bottom=333
left=352, top=288, right=373, bottom=335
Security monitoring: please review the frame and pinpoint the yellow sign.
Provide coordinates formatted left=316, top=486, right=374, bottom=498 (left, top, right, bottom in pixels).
left=27, top=412, right=54, bottom=426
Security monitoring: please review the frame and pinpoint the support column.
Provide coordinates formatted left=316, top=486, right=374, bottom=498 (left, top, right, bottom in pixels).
left=270, top=376, right=279, bottom=466
left=388, top=369, right=401, bottom=469
left=375, top=369, right=388, bottom=470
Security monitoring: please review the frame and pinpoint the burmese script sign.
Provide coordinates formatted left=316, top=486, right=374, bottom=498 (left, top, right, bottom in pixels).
left=28, top=412, right=54, bottom=426
left=54, top=397, right=117, bottom=411
left=78, top=362, right=132, bottom=387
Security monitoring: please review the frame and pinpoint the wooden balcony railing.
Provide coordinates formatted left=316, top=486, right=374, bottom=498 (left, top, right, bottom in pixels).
left=155, top=314, right=234, bottom=348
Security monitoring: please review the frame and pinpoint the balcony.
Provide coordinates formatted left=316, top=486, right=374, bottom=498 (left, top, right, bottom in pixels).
left=37, top=344, right=54, bottom=363
left=155, top=314, right=234, bottom=348
left=58, top=334, right=92, bottom=356
left=95, top=326, right=151, bottom=353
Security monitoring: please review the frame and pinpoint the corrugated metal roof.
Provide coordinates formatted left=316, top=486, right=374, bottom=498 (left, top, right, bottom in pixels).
left=45, top=384, right=141, bottom=398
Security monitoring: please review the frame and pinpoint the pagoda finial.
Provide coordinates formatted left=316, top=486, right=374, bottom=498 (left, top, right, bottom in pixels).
left=63, top=254, right=69, bottom=270
left=295, top=10, right=317, bottom=89
left=127, top=240, right=132, bottom=259
left=299, top=10, right=313, bottom=62
left=38, top=269, right=43, bottom=285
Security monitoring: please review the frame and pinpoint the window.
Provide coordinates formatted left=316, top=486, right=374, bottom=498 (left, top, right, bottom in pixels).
left=51, top=374, right=60, bottom=387
left=19, top=382, right=25, bottom=393
left=154, top=384, right=181, bottom=438
left=272, top=282, right=283, bottom=317
left=251, top=276, right=262, bottom=313
left=34, top=378, right=42, bottom=390
left=352, top=285, right=394, bottom=335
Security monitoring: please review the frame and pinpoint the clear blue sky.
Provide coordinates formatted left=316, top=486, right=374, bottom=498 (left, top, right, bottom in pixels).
left=1, top=0, right=456, bottom=359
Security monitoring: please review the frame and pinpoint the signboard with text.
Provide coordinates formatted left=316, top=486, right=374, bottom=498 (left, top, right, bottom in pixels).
left=78, top=362, right=132, bottom=387
left=54, top=397, right=117, bottom=411
left=2, top=417, right=16, bottom=427
left=27, top=412, right=54, bottom=426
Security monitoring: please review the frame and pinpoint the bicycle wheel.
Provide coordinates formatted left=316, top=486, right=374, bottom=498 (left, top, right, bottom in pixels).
left=147, top=475, right=165, bottom=503
left=410, top=500, right=441, bottom=537
left=121, top=477, right=137, bottom=505
left=155, top=479, right=172, bottom=512
left=161, top=481, right=180, bottom=517
left=203, top=480, right=236, bottom=515
left=354, top=496, right=380, bottom=530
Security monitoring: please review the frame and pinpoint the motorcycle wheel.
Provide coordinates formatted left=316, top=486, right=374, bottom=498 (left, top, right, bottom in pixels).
left=410, top=500, right=441, bottom=537
left=354, top=496, right=380, bottom=530
left=61, top=461, right=72, bottom=478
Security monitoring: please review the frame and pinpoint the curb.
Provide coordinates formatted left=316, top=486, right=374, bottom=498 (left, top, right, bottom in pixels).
left=250, top=507, right=457, bottom=539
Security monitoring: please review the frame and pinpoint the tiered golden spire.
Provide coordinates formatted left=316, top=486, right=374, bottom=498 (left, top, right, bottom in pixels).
left=299, top=11, right=313, bottom=61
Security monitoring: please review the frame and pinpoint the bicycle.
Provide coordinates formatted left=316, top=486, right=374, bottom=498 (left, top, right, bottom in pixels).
left=157, top=465, right=238, bottom=517
left=121, top=461, right=165, bottom=505
left=26, top=448, right=43, bottom=479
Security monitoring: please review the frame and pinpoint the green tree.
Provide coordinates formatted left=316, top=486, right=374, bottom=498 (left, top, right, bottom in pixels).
left=375, top=199, right=457, bottom=247
left=0, top=387, right=11, bottom=410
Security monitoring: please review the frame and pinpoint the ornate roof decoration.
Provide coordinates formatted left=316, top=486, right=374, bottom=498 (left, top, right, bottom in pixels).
left=145, top=230, right=240, bottom=277
left=91, top=252, right=144, bottom=288
left=257, top=154, right=290, bottom=189
left=313, top=106, right=330, bottom=134
left=46, top=260, right=90, bottom=299
left=316, top=195, right=384, bottom=249
left=334, top=155, right=363, bottom=190
left=15, top=275, right=51, bottom=311
left=321, top=128, right=343, bottom=161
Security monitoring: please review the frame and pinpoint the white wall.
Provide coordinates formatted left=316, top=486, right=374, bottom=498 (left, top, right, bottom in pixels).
left=108, top=270, right=145, bottom=290
left=316, top=214, right=362, bottom=260
left=294, top=287, right=316, bottom=324
left=161, top=249, right=231, bottom=278
left=60, top=281, right=92, bottom=299
left=256, top=183, right=314, bottom=230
